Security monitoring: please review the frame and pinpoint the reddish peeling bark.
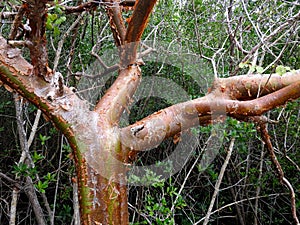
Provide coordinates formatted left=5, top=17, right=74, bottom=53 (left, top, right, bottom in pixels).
left=24, top=0, right=52, bottom=80
left=64, top=0, right=136, bottom=14
left=104, top=0, right=127, bottom=47
left=1, top=31, right=300, bottom=223
left=122, top=0, right=158, bottom=66
left=1, top=1, right=300, bottom=225
left=8, top=3, right=26, bottom=40
left=120, top=71, right=300, bottom=152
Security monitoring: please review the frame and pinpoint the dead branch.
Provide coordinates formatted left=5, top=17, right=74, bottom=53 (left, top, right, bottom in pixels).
left=196, top=193, right=289, bottom=224
left=13, top=96, right=47, bottom=225
left=0, top=172, right=21, bottom=189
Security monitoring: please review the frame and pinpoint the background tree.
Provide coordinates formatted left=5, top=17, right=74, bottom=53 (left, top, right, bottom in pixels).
left=0, top=0, right=299, bottom=224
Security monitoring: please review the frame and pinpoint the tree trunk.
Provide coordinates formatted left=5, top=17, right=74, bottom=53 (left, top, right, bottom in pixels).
left=1, top=1, right=300, bottom=224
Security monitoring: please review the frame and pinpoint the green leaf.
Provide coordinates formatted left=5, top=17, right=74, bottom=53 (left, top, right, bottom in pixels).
left=275, top=65, right=286, bottom=76
left=35, top=180, right=48, bottom=193
left=55, top=16, right=66, bottom=25
left=53, top=26, right=60, bottom=37
left=39, top=134, right=51, bottom=145
left=54, top=5, right=63, bottom=14
left=45, top=173, right=56, bottom=182
left=48, top=13, right=58, bottom=22
left=46, top=18, right=53, bottom=30
left=239, top=62, right=248, bottom=69
left=32, top=151, right=44, bottom=163
left=256, top=66, right=264, bottom=74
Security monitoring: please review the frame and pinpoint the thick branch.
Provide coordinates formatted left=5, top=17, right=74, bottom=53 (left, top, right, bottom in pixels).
left=121, top=71, right=300, bottom=151
left=125, top=0, right=157, bottom=43
left=217, top=70, right=300, bottom=100
left=25, top=0, right=52, bottom=80
left=64, top=1, right=136, bottom=14
left=94, top=0, right=157, bottom=124
left=104, top=0, right=126, bottom=46
left=94, top=65, right=141, bottom=123
left=0, top=36, right=93, bottom=223
left=122, top=0, right=157, bottom=66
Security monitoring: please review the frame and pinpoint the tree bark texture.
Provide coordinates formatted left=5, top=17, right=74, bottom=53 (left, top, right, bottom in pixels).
left=1, top=1, right=300, bottom=224
left=1, top=34, right=300, bottom=223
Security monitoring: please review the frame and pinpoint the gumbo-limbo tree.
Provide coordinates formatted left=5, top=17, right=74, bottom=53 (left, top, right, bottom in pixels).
left=0, top=0, right=299, bottom=224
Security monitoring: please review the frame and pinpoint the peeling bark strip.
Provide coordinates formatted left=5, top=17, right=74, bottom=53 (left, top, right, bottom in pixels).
left=121, top=71, right=300, bottom=152
left=8, top=3, right=26, bottom=40
left=24, top=0, right=52, bottom=81
left=1, top=28, right=300, bottom=223
left=0, top=36, right=90, bottom=225
left=103, top=0, right=126, bottom=47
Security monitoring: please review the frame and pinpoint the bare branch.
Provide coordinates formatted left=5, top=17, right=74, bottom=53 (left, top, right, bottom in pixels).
left=258, top=123, right=300, bottom=225
left=13, top=96, right=47, bottom=225
left=53, top=12, right=86, bottom=71
left=104, top=0, right=126, bottom=46
left=201, top=137, right=235, bottom=225
left=0, top=173, right=21, bottom=189
left=225, top=2, right=249, bottom=55
left=232, top=10, right=300, bottom=75
left=196, top=193, right=288, bottom=224
left=122, top=0, right=157, bottom=66
left=25, top=0, right=52, bottom=81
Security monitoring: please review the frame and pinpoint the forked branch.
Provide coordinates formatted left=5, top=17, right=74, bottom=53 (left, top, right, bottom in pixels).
left=121, top=71, right=300, bottom=152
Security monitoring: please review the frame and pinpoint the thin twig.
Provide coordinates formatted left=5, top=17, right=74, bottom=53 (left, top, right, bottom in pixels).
left=11, top=95, right=46, bottom=225
left=199, top=137, right=235, bottom=225
left=27, top=109, right=42, bottom=148
left=0, top=173, right=21, bottom=189
left=232, top=9, right=300, bottom=76
left=196, top=193, right=288, bottom=223
left=53, top=12, right=86, bottom=71
left=254, top=146, right=265, bottom=225
left=51, top=135, right=64, bottom=225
